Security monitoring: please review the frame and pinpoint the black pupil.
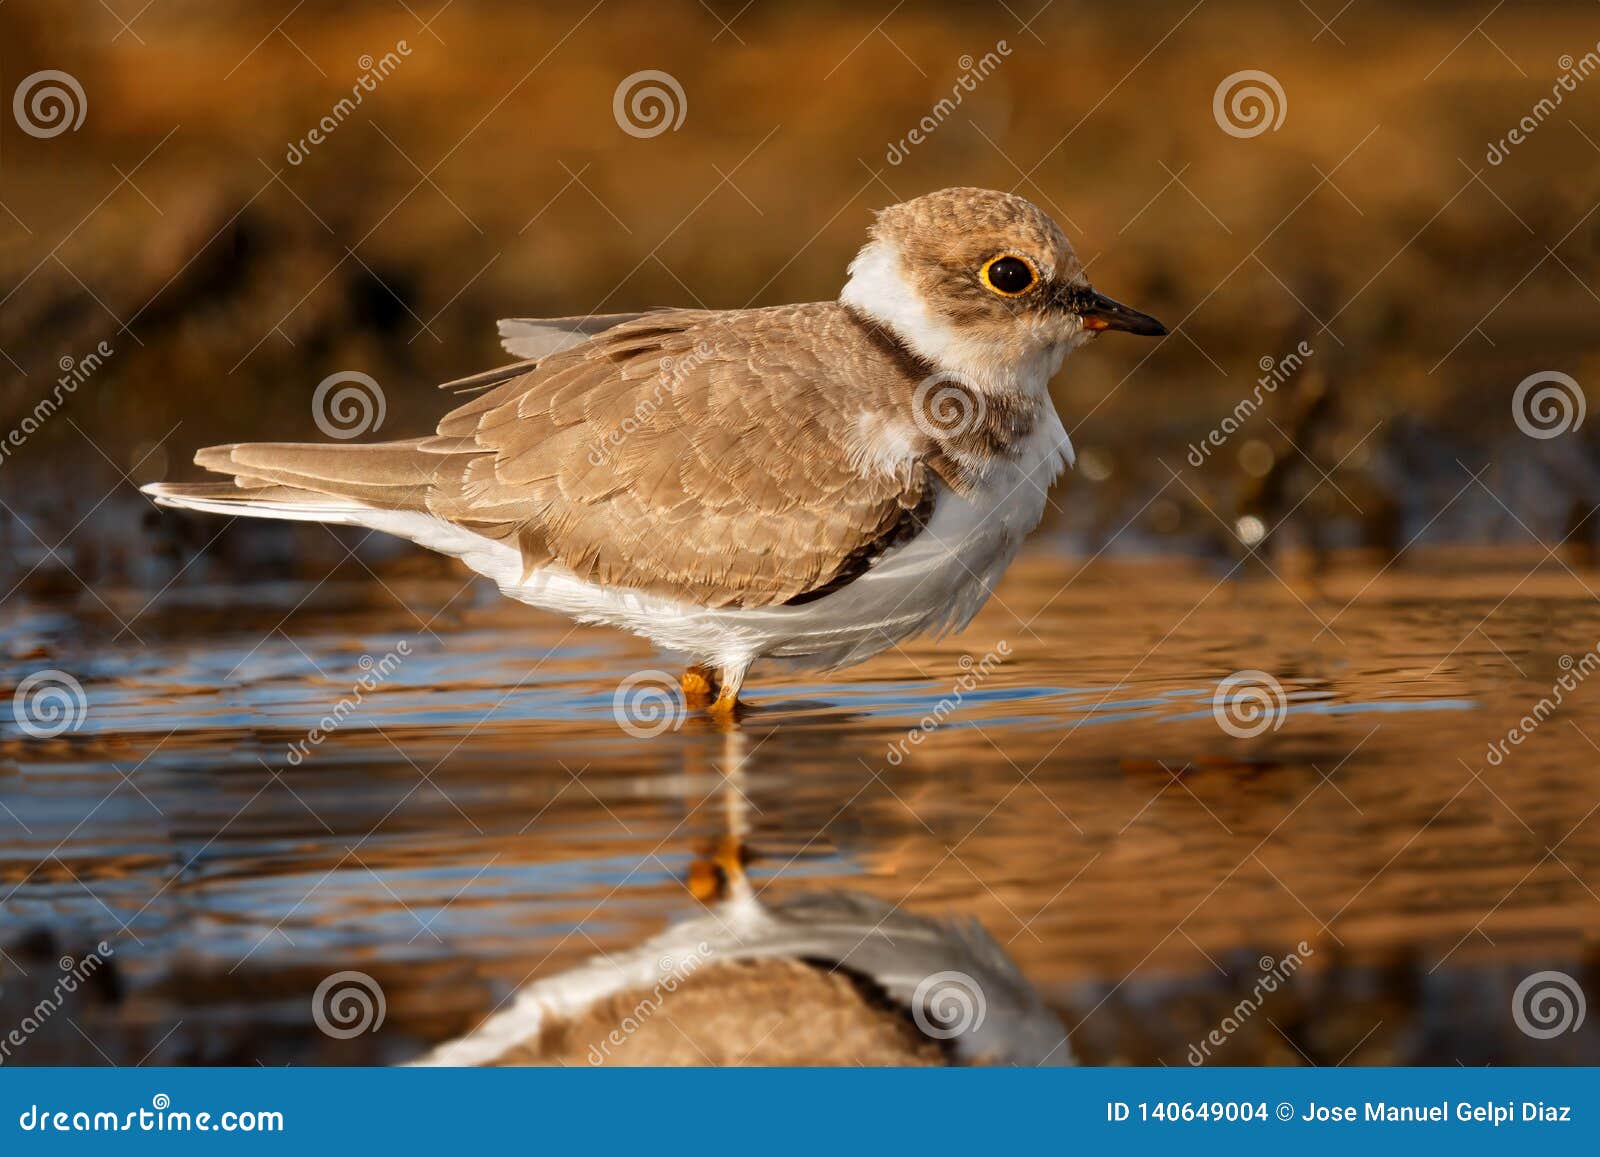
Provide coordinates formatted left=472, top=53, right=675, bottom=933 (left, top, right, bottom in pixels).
left=987, top=257, right=1033, bottom=293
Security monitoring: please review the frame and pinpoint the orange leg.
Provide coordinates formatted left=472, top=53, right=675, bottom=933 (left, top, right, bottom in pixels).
left=687, top=833, right=748, bottom=902
left=705, top=662, right=747, bottom=723
left=686, top=727, right=754, bottom=903
left=680, top=664, right=718, bottom=704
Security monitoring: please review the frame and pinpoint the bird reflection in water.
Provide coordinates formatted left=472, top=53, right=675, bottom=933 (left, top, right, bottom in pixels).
left=411, top=732, right=1069, bottom=1067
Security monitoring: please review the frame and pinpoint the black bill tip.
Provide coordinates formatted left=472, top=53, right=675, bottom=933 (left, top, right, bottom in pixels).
left=1076, top=289, right=1168, bottom=337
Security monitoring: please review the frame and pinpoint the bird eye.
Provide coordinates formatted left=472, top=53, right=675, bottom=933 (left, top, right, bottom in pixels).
left=980, top=254, right=1037, bottom=297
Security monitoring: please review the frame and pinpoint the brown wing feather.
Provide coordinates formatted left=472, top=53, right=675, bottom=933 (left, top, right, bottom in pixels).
left=178, top=304, right=939, bottom=609
left=432, top=303, right=935, bottom=608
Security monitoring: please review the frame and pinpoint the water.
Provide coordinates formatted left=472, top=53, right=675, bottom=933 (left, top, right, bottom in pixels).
left=3, top=546, right=1599, bottom=1065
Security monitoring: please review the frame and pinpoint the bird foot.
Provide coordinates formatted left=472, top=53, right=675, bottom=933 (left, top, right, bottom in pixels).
left=705, top=686, right=744, bottom=726
left=680, top=664, right=719, bottom=705
left=687, top=833, right=748, bottom=902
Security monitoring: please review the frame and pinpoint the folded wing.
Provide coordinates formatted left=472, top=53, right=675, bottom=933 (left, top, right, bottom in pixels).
left=432, top=304, right=932, bottom=606
left=165, top=304, right=935, bottom=609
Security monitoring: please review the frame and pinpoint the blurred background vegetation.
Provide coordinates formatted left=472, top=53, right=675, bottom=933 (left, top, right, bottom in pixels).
left=3, top=0, right=1599, bottom=588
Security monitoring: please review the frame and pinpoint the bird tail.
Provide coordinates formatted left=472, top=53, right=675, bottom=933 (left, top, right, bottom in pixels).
left=141, top=438, right=446, bottom=526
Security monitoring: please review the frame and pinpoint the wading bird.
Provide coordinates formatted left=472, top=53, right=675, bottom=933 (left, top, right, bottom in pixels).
left=147, top=188, right=1165, bottom=719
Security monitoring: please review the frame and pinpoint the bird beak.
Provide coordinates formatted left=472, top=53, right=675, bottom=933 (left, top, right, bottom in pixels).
left=1072, top=289, right=1168, bottom=337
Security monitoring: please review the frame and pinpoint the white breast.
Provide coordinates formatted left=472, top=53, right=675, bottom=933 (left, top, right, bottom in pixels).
left=752, top=407, right=1073, bottom=668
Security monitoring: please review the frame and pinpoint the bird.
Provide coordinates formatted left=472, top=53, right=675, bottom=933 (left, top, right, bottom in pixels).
left=409, top=889, right=1071, bottom=1067
left=144, top=187, right=1166, bottom=719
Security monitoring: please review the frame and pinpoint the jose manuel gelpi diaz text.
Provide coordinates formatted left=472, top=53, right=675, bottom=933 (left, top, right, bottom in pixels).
left=1302, top=1102, right=1572, bottom=1125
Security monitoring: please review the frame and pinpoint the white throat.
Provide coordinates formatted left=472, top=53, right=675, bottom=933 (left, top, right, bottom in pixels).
left=839, top=238, right=1076, bottom=399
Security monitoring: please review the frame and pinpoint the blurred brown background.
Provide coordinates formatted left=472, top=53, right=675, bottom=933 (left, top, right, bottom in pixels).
left=3, top=0, right=1598, bottom=587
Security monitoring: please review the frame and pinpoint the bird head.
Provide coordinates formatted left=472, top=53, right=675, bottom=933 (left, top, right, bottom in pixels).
left=840, top=187, right=1165, bottom=394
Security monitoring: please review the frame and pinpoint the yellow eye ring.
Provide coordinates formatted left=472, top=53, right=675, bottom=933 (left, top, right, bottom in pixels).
left=979, top=253, right=1039, bottom=297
